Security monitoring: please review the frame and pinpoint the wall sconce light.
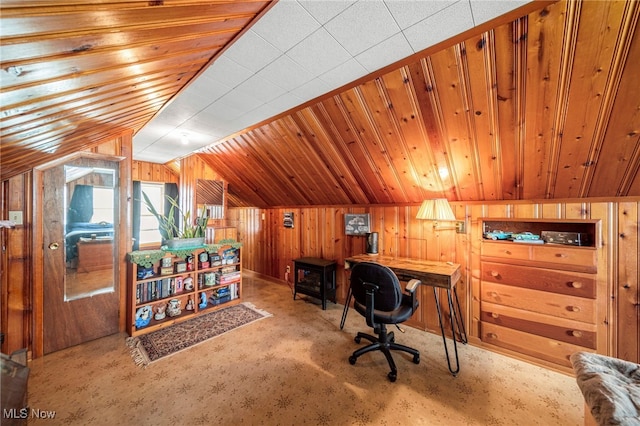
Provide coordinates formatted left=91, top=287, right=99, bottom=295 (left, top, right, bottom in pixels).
left=416, top=198, right=465, bottom=233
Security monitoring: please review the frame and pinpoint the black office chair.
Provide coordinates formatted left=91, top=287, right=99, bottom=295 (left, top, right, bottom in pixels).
left=348, top=262, right=421, bottom=382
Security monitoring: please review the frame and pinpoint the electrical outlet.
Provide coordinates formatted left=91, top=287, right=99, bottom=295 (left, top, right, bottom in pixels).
left=286, top=265, right=290, bottom=273
left=9, top=210, right=23, bottom=225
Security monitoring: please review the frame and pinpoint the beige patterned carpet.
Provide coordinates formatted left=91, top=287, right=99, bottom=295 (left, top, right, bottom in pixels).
left=27, top=272, right=584, bottom=425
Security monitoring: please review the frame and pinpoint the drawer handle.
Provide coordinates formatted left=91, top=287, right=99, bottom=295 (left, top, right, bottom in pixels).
left=490, top=291, right=499, bottom=298
left=504, top=250, right=512, bottom=255
left=571, top=330, right=583, bottom=338
left=568, top=306, right=581, bottom=313
left=555, top=253, right=568, bottom=258
left=570, top=281, right=583, bottom=289
left=487, top=333, right=498, bottom=339
left=490, top=271, right=500, bottom=278
left=491, top=312, right=499, bottom=319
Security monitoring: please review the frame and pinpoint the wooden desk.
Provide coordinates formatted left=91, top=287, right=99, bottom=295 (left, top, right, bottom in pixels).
left=345, top=254, right=461, bottom=289
left=344, top=254, right=467, bottom=376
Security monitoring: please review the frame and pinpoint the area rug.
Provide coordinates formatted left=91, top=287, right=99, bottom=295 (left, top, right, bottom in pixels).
left=126, top=302, right=271, bottom=367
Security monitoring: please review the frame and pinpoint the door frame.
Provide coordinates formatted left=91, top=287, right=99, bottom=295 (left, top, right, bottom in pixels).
left=32, top=151, right=130, bottom=358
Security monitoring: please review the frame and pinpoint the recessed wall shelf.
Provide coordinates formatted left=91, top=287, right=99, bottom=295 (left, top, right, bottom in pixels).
left=480, top=218, right=600, bottom=248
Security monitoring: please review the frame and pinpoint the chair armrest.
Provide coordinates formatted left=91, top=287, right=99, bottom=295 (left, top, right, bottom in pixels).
left=405, top=279, right=421, bottom=293
left=403, top=279, right=421, bottom=311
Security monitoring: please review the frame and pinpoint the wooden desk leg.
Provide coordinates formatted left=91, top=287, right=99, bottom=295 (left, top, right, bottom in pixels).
left=340, top=287, right=352, bottom=330
left=433, top=286, right=467, bottom=376
left=451, top=286, right=468, bottom=344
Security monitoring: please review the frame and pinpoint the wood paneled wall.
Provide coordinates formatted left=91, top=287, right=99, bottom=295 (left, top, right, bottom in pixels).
left=1, top=132, right=132, bottom=357
left=132, top=160, right=178, bottom=183
left=1, top=173, right=32, bottom=354
left=228, top=199, right=640, bottom=365
left=227, top=204, right=469, bottom=338
left=617, top=201, right=640, bottom=362
left=180, top=155, right=228, bottom=228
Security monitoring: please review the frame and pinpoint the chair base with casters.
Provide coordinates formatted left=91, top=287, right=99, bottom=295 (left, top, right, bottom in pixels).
left=349, top=323, right=420, bottom=382
left=347, top=261, right=422, bottom=382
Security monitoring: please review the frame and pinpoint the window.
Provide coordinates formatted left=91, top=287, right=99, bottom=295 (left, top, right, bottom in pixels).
left=92, top=187, right=114, bottom=223
left=139, top=183, right=164, bottom=245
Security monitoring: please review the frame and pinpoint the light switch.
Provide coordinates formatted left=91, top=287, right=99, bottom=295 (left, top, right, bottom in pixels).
left=9, top=210, right=23, bottom=225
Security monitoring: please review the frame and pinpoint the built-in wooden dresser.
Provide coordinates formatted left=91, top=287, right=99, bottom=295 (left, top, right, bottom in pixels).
left=479, top=218, right=601, bottom=369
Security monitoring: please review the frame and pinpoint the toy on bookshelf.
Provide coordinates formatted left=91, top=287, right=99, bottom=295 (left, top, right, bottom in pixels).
left=154, top=303, right=166, bottom=320
left=166, top=298, right=181, bottom=317
left=184, top=276, right=194, bottom=291
left=185, top=297, right=194, bottom=311
left=135, top=306, right=153, bottom=328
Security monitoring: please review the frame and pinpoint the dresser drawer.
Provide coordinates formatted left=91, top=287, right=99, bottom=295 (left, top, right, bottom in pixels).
left=481, top=242, right=597, bottom=273
left=481, top=302, right=596, bottom=349
left=481, top=322, right=593, bottom=367
left=481, top=242, right=531, bottom=260
left=481, top=262, right=596, bottom=298
left=531, top=245, right=596, bottom=273
left=481, top=282, right=596, bottom=323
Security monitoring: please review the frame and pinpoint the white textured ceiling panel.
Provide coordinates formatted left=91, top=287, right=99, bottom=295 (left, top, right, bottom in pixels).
left=134, top=0, right=533, bottom=164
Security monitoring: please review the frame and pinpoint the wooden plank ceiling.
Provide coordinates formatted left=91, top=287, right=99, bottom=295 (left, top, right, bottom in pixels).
left=0, top=0, right=272, bottom=181
left=201, top=0, right=640, bottom=208
left=2, top=0, right=640, bottom=208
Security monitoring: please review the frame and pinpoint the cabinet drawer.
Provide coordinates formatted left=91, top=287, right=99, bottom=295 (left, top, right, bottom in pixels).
left=481, top=302, right=596, bottom=349
left=481, top=282, right=596, bottom=323
left=481, top=242, right=597, bottom=273
left=481, top=242, right=531, bottom=260
left=481, top=322, right=593, bottom=367
left=531, top=246, right=596, bottom=273
left=481, top=262, right=596, bottom=298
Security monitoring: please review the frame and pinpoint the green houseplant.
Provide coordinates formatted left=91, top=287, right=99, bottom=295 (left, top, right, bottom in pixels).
left=142, top=191, right=208, bottom=248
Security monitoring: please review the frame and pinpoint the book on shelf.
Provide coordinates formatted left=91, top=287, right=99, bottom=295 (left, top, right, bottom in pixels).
left=216, top=270, right=241, bottom=284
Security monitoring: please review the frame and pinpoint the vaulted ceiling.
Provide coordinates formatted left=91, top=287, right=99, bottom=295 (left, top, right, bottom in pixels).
left=1, top=0, right=274, bottom=180
left=200, top=0, right=640, bottom=207
left=2, top=0, right=640, bottom=208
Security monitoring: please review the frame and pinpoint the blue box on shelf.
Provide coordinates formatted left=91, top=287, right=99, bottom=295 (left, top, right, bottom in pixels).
left=209, top=295, right=231, bottom=306
left=137, top=266, right=154, bottom=279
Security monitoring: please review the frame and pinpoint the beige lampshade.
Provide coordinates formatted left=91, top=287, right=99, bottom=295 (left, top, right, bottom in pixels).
left=416, top=199, right=456, bottom=221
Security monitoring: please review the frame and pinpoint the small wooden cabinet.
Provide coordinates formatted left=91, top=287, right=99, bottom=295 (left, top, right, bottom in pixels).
left=126, top=240, right=242, bottom=337
left=479, top=218, right=602, bottom=370
left=293, top=257, right=336, bottom=310
left=77, top=238, right=113, bottom=272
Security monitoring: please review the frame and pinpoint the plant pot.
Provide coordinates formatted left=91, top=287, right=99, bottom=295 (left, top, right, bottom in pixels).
left=164, top=237, right=205, bottom=250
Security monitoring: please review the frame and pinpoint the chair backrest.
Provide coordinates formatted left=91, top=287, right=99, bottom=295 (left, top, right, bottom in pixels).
left=350, top=262, right=402, bottom=312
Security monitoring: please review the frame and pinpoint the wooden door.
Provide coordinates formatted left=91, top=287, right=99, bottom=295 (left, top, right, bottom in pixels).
left=42, top=159, right=120, bottom=354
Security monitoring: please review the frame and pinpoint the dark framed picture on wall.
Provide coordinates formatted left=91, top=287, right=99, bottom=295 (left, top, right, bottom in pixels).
left=345, top=213, right=370, bottom=236
left=284, top=212, right=294, bottom=228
